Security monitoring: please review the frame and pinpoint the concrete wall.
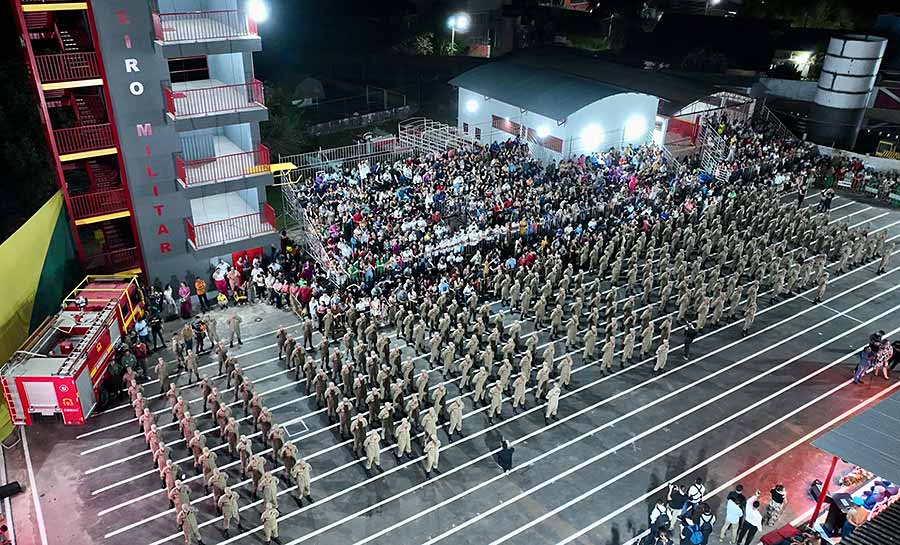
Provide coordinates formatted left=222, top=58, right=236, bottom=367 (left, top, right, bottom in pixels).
left=207, top=52, right=247, bottom=86
left=456, top=87, right=658, bottom=156
left=93, top=0, right=273, bottom=287
left=93, top=0, right=190, bottom=287
left=758, top=78, right=819, bottom=102
left=567, top=93, right=659, bottom=154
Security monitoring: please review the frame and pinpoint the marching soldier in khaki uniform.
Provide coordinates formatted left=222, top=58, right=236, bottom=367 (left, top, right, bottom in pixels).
left=364, top=430, right=383, bottom=475
left=290, top=457, right=313, bottom=505
left=565, top=316, right=578, bottom=350
left=217, top=486, right=242, bottom=537
left=276, top=328, right=287, bottom=360
left=557, top=355, right=573, bottom=390
left=814, top=272, right=829, bottom=303
left=497, top=359, right=513, bottom=394
left=168, top=478, right=191, bottom=514
left=207, top=468, right=227, bottom=509
left=741, top=302, right=757, bottom=337
left=230, top=364, right=244, bottom=401
left=582, top=327, right=597, bottom=362
left=600, top=336, right=615, bottom=375
left=472, top=367, right=489, bottom=406
left=351, top=414, right=368, bottom=458
left=535, top=362, right=551, bottom=401
left=185, top=349, right=200, bottom=383
left=544, top=381, right=561, bottom=424
left=205, top=387, right=221, bottom=420
left=622, top=327, right=636, bottom=367
left=257, top=470, right=279, bottom=505
left=487, top=382, right=504, bottom=424
left=279, top=440, right=299, bottom=482
left=394, top=417, right=413, bottom=459
left=378, top=403, right=395, bottom=443
left=162, top=458, right=181, bottom=501
left=337, top=398, right=354, bottom=440
left=641, top=322, right=656, bottom=360
left=260, top=502, right=280, bottom=544
left=549, top=305, right=564, bottom=338
left=227, top=312, right=242, bottom=347
left=176, top=504, right=203, bottom=545
left=269, top=425, right=286, bottom=462
left=188, top=430, right=206, bottom=469
left=224, top=417, right=238, bottom=457
left=247, top=454, right=266, bottom=499
left=512, top=374, right=527, bottom=413
left=459, top=355, right=474, bottom=391
left=421, top=406, right=439, bottom=440
left=198, top=446, right=218, bottom=484
left=653, top=339, right=670, bottom=373
left=155, top=357, right=171, bottom=395
left=423, top=435, right=441, bottom=478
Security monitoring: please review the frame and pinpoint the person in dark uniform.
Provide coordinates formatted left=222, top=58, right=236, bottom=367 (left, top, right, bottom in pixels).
left=683, top=322, right=697, bottom=361
left=497, top=439, right=514, bottom=474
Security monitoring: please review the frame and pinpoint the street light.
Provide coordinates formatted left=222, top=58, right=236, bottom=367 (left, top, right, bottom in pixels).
left=465, top=99, right=479, bottom=113
left=536, top=125, right=551, bottom=139
left=447, top=13, right=470, bottom=52
left=247, top=0, right=269, bottom=22
left=704, top=0, right=721, bottom=15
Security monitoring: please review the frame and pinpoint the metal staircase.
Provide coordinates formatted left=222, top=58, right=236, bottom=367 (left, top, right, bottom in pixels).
left=280, top=178, right=345, bottom=286
left=698, top=120, right=730, bottom=181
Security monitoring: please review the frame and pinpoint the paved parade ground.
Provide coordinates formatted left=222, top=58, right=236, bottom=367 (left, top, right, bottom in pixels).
left=6, top=191, right=900, bottom=545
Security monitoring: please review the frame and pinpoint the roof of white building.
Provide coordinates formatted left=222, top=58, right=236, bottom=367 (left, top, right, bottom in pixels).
left=449, top=61, right=632, bottom=121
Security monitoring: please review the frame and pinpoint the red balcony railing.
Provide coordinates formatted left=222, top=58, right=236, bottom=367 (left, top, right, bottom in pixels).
left=152, top=10, right=257, bottom=43
left=69, top=188, right=129, bottom=219
left=34, top=52, right=101, bottom=83
left=83, top=247, right=139, bottom=273
left=177, top=145, right=271, bottom=186
left=54, top=124, right=115, bottom=155
left=185, top=203, right=276, bottom=249
left=164, top=80, right=265, bottom=118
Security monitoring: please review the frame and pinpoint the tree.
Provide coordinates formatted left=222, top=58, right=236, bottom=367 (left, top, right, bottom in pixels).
left=0, top=41, right=57, bottom=238
left=395, top=32, right=436, bottom=55
left=742, top=0, right=861, bottom=29
left=260, top=83, right=309, bottom=157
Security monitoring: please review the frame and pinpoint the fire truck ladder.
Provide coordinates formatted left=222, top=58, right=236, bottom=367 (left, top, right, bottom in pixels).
left=58, top=301, right=117, bottom=377
left=0, top=366, right=26, bottom=426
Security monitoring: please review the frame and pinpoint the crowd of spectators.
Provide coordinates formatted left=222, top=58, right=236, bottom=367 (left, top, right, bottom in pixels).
left=153, top=112, right=824, bottom=335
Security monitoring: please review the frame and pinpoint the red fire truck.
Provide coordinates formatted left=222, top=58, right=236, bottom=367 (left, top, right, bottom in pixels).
left=0, top=275, right=144, bottom=426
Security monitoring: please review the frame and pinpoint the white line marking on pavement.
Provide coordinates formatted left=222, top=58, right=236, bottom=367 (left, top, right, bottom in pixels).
left=831, top=206, right=873, bottom=223
left=0, top=440, right=16, bottom=545
left=389, top=295, right=900, bottom=545
left=480, top=311, right=900, bottom=545
left=850, top=211, right=889, bottom=229
left=86, top=323, right=304, bottom=420
left=212, top=270, right=900, bottom=545
left=611, top=366, right=900, bottom=545
left=116, top=244, right=900, bottom=540
left=21, top=429, right=48, bottom=545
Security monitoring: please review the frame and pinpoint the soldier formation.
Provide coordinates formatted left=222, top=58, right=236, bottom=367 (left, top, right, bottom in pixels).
left=124, top=132, right=892, bottom=545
